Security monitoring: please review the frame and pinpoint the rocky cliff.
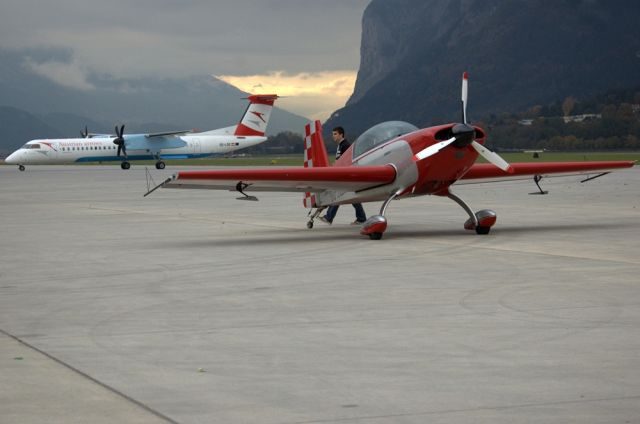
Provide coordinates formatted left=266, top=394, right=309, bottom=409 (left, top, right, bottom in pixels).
left=326, top=0, right=640, bottom=137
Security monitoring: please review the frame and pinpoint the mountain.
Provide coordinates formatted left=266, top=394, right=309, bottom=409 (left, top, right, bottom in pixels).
left=0, top=106, right=61, bottom=156
left=0, top=48, right=309, bottom=153
left=325, top=0, right=640, bottom=138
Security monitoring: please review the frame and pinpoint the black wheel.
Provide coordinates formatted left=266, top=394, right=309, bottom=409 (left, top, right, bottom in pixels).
left=475, top=226, right=490, bottom=235
left=120, top=161, right=131, bottom=170
left=369, top=232, right=383, bottom=240
left=155, top=161, right=165, bottom=170
left=306, top=221, right=314, bottom=229
left=18, top=165, right=25, bottom=171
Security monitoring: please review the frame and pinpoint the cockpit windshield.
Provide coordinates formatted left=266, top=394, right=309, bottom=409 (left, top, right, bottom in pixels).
left=352, top=121, right=418, bottom=158
left=21, top=143, right=41, bottom=149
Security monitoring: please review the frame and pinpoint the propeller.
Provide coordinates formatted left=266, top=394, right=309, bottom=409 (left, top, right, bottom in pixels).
left=414, top=72, right=512, bottom=173
left=112, top=124, right=127, bottom=157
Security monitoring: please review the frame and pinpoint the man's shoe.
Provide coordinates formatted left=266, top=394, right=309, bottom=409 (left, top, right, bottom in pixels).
left=351, top=220, right=366, bottom=225
left=319, top=216, right=332, bottom=224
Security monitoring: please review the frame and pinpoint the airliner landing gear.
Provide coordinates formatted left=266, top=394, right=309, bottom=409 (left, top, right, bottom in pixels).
left=361, top=190, right=401, bottom=240
left=447, top=189, right=497, bottom=235
left=18, top=165, right=25, bottom=171
left=120, top=161, right=131, bottom=170
left=155, top=161, right=165, bottom=170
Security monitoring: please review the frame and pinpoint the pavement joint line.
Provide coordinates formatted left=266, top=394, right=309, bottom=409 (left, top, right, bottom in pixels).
left=288, top=394, right=640, bottom=423
left=0, top=327, right=180, bottom=424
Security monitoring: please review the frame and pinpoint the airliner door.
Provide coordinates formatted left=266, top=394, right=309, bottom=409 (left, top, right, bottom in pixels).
left=192, top=138, right=201, bottom=154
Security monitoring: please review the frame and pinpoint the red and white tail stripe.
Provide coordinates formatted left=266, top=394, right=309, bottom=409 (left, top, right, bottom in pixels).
left=234, top=94, right=279, bottom=136
left=302, top=120, right=329, bottom=208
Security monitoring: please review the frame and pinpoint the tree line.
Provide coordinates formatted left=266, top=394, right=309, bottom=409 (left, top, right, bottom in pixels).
left=482, top=88, right=640, bottom=151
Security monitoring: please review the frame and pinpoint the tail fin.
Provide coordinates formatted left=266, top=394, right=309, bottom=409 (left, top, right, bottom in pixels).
left=234, top=94, right=279, bottom=136
left=303, top=120, right=329, bottom=208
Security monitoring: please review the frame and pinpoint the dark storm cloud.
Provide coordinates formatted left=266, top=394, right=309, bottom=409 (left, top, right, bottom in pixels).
left=0, top=0, right=370, bottom=77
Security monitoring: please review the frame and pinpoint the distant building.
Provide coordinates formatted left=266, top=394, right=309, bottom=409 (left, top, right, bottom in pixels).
left=518, top=119, right=534, bottom=126
left=563, top=114, right=602, bottom=123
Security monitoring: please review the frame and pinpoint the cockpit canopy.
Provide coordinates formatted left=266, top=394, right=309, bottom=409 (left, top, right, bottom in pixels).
left=352, top=121, right=418, bottom=158
left=21, top=143, right=42, bottom=149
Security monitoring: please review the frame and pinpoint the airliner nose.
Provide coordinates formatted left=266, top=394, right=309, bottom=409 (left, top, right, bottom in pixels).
left=4, top=151, right=19, bottom=164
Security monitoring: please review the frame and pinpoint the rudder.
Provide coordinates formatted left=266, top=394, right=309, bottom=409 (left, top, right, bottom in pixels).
left=234, top=94, right=279, bottom=136
left=303, top=120, right=329, bottom=208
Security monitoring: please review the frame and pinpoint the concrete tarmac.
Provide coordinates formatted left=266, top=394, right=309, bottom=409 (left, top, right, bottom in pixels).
left=1, top=164, right=639, bottom=424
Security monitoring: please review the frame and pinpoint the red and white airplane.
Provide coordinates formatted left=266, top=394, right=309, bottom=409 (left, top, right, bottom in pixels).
left=146, top=73, right=635, bottom=240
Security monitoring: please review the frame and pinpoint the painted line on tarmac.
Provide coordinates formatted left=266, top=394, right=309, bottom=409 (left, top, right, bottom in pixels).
left=0, top=327, right=180, bottom=424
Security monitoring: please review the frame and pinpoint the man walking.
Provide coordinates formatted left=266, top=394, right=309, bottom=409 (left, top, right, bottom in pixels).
left=319, top=126, right=367, bottom=225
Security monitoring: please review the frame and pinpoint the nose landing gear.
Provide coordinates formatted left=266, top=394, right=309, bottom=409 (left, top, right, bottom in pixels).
left=18, top=165, right=25, bottom=171
left=120, top=161, right=131, bottom=170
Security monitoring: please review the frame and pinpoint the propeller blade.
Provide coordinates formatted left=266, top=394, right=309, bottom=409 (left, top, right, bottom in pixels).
left=414, top=137, right=456, bottom=160
left=461, top=71, right=468, bottom=124
left=121, top=144, right=127, bottom=157
left=117, top=145, right=122, bottom=157
left=471, top=141, right=512, bottom=172
left=120, top=124, right=125, bottom=137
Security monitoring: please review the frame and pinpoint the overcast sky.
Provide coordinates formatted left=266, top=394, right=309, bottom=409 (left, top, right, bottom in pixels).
left=0, top=0, right=371, bottom=119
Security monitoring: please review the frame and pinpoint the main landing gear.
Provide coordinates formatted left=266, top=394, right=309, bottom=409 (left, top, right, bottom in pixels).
left=150, top=152, right=165, bottom=170
left=18, top=165, right=25, bottom=171
left=360, top=190, right=402, bottom=240
left=360, top=188, right=497, bottom=240
left=120, top=161, right=131, bottom=170
left=446, top=190, right=497, bottom=235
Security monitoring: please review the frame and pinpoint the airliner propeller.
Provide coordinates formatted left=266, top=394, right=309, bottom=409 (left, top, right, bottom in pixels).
left=113, top=125, right=127, bottom=157
left=414, top=72, right=512, bottom=172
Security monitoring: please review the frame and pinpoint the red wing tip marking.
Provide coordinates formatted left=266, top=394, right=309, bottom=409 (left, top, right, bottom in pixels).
left=463, top=71, right=468, bottom=80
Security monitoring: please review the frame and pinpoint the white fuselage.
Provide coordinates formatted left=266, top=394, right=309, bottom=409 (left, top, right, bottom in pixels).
left=5, top=134, right=266, bottom=165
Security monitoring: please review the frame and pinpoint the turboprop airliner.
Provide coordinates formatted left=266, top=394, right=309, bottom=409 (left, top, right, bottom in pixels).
left=4, top=94, right=279, bottom=171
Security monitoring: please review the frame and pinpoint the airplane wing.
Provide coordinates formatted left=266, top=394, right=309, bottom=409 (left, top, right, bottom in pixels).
left=147, top=166, right=397, bottom=196
left=145, top=130, right=193, bottom=138
left=457, top=161, right=635, bottom=185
